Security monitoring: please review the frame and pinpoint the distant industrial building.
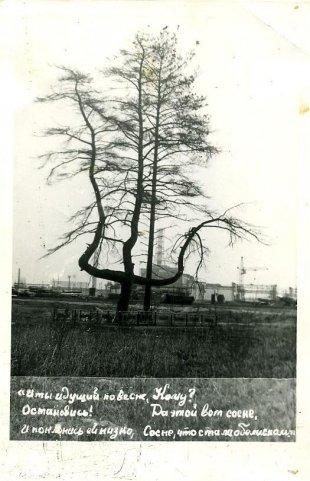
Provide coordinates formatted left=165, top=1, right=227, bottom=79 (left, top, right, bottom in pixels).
left=138, top=263, right=281, bottom=303
left=191, top=283, right=235, bottom=302
left=279, top=287, right=297, bottom=301
left=140, top=264, right=186, bottom=290
left=14, top=254, right=296, bottom=304
left=51, top=280, right=90, bottom=290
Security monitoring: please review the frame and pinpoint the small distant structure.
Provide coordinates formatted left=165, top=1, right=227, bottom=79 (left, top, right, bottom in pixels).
left=279, top=286, right=297, bottom=301
left=232, top=282, right=277, bottom=302
left=236, top=257, right=269, bottom=301
left=15, top=267, right=26, bottom=288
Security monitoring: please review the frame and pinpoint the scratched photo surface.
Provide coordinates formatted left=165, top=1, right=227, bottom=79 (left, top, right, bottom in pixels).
left=7, top=0, right=304, bottom=443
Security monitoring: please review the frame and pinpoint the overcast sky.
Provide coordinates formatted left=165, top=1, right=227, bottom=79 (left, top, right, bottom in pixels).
left=5, top=0, right=310, bottom=289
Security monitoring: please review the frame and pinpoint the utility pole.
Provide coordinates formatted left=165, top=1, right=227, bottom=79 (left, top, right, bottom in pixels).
left=68, top=275, right=71, bottom=291
left=17, top=268, right=21, bottom=289
left=236, top=257, right=246, bottom=301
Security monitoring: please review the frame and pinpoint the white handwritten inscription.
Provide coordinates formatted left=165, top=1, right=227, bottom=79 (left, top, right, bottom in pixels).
left=152, top=383, right=189, bottom=406
left=13, top=383, right=295, bottom=441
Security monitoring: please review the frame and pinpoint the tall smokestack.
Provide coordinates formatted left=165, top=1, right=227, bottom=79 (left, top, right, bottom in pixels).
left=156, top=228, right=164, bottom=266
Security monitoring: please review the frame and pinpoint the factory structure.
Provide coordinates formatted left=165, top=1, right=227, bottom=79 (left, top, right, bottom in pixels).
left=138, top=263, right=278, bottom=303
left=103, top=233, right=293, bottom=304
left=13, top=230, right=296, bottom=304
left=13, top=267, right=295, bottom=304
left=134, top=232, right=282, bottom=303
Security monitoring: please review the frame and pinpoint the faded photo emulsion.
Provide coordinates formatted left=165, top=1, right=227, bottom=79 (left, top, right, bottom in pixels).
left=8, top=1, right=301, bottom=444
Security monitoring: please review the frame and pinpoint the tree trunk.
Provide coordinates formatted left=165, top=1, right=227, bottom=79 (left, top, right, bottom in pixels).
left=120, top=43, right=145, bottom=314
left=143, top=157, right=157, bottom=311
left=115, top=279, right=132, bottom=323
left=143, top=61, right=162, bottom=311
left=143, top=206, right=156, bottom=311
left=143, top=282, right=152, bottom=311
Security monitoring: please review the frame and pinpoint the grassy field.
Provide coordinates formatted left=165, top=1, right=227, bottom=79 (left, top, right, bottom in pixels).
left=11, top=301, right=296, bottom=378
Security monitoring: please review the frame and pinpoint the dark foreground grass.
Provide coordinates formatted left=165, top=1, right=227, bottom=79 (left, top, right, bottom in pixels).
left=11, top=321, right=296, bottom=377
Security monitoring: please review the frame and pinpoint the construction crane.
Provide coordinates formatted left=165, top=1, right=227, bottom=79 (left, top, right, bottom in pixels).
left=237, top=257, right=268, bottom=300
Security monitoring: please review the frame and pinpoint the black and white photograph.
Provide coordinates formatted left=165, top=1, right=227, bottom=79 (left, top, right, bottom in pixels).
left=1, top=0, right=310, bottom=476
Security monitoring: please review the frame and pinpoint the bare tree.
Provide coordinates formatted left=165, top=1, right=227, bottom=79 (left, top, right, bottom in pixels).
left=38, top=33, right=262, bottom=319
left=37, top=68, right=138, bottom=298
left=128, top=31, right=218, bottom=309
left=103, top=34, right=151, bottom=311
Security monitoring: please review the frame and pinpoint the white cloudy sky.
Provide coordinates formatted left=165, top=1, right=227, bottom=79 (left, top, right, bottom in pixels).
left=3, top=0, right=310, bottom=289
